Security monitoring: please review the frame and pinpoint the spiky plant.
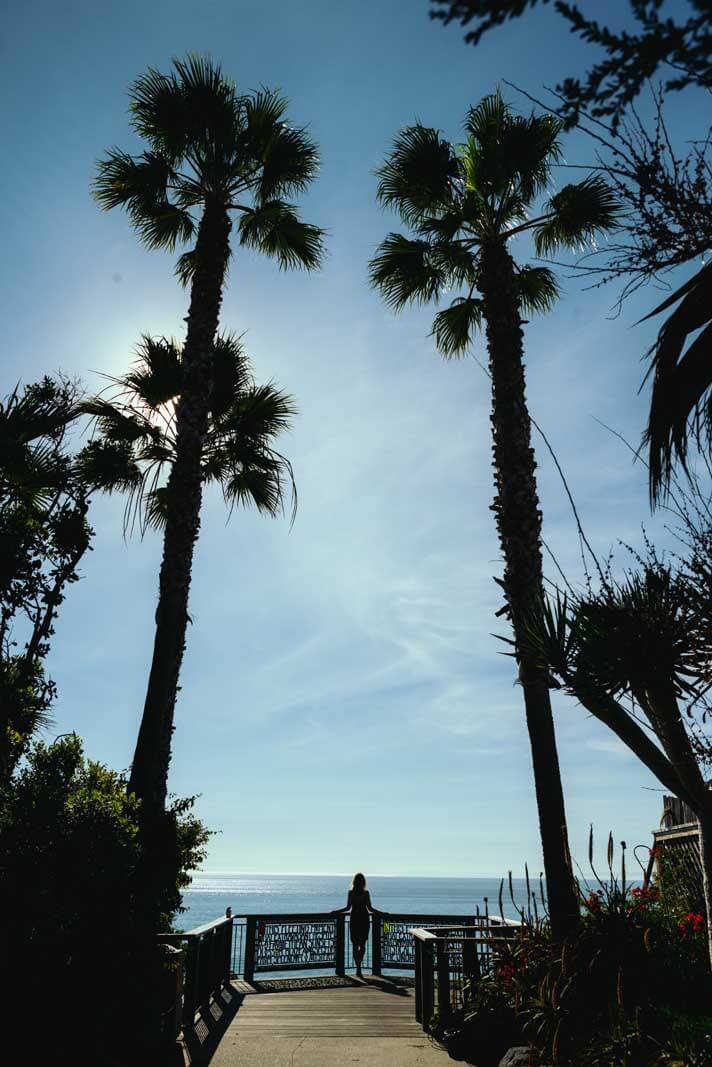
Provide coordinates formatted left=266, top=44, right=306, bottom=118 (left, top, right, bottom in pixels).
left=370, top=91, right=620, bottom=940
left=533, top=564, right=712, bottom=967
left=93, top=55, right=322, bottom=815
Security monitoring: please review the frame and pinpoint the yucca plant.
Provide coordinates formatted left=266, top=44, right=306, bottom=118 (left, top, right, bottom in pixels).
left=94, top=55, right=323, bottom=816
left=370, top=90, right=620, bottom=940
left=532, top=565, right=712, bottom=967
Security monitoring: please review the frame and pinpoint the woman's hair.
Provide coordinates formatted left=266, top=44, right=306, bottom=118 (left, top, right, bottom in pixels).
left=350, top=872, right=366, bottom=891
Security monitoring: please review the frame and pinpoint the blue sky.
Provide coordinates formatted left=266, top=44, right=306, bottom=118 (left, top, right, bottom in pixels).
left=3, top=0, right=705, bottom=877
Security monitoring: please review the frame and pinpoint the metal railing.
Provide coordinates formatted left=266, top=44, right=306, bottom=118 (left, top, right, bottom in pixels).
left=158, top=915, right=233, bottom=1027
left=158, top=909, right=521, bottom=1033
left=227, top=911, right=478, bottom=980
left=411, top=917, right=521, bottom=1032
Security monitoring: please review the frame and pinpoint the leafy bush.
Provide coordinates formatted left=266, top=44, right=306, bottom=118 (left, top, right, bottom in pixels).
left=439, top=847, right=711, bottom=1066
left=0, top=735, right=210, bottom=1065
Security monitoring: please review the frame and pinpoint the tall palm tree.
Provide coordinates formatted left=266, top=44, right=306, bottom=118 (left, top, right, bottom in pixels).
left=93, top=56, right=323, bottom=816
left=78, top=333, right=297, bottom=806
left=370, top=92, right=619, bottom=940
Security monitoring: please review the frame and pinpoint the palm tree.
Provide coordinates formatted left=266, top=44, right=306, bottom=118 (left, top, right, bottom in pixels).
left=78, top=333, right=297, bottom=797
left=93, top=56, right=323, bottom=816
left=369, top=91, right=619, bottom=940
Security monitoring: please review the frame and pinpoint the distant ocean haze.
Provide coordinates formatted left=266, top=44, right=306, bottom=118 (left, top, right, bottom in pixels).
left=179, top=873, right=545, bottom=930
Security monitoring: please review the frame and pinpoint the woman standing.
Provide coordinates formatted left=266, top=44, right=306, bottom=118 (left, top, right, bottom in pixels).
left=334, top=873, right=375, bottom=978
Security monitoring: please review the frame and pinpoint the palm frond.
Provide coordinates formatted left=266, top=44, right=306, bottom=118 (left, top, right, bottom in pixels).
left=237, top=199, right=324, bottom=270
left=93, top=150, right=194, bottom=250
left=124, top=336, right=183, bottom=409
left=212, top=382, right=297, bottom=443
left=243, top=90, right=320, bottom=200
left=516, top=266, right=560, bottom=315
left=376, top=124, right=460, bottom=225
left=369, top=234, right=447, bottom=309
left=75, top=438, right=143, bottom=494
left=80, top=398, right=155, bottom=444
left=643, top=261, right=712, bottom=501
left=220, top=455, right=295, bottom=521
left=464, top=90, right=508, bottom=149
left=210, top=334, right=252, bottom=419
left=144, top=486, right=169, bottom=530
left=175, top=249, right=196, bottom=288
left=431, top=296, right=484, bottom=356
left=534, top=176, right=620, bottom=255
left=130, top=55, right=238, bottom=164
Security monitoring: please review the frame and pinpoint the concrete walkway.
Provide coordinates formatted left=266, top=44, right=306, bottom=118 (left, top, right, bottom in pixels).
left=184, top=977, right=450, bottom=1066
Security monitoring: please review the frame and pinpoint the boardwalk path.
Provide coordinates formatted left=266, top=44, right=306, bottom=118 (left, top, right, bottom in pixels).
left=185, top=976, right=451, bottom=1066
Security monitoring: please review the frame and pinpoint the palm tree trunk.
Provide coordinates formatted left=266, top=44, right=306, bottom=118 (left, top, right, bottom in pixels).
left=128, top=200, right=231, bottom=816
left=479, top=239, right=579, bottom=941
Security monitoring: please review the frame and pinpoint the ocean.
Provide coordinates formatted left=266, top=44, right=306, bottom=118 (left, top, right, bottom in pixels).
left=178, top=873, right=542, bottom=930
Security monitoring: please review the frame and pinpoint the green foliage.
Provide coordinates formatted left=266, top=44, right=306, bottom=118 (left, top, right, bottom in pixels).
left=0, top=377, right=92, bottom=780
left=447, top=884, right=711, bottom=1066
left=0, top=735, right=210, bottom=1064
left=370, top=91, right=619, bottom=358
left=430, top=2, right=712, bottom=129
left=78, top=334, right=297, bottom=534
left=656, top=845, right=705, bottom=923
left=94, top=54, right=325, bottom=273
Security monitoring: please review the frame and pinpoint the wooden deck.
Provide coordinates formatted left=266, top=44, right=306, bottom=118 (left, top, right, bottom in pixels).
left=229, top=977, right=419, bottom=1036
left=182, top=976, right=445, bottom=1065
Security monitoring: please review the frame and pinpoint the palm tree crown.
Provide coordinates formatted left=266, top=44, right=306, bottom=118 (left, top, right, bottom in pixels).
left=94, top=54, right=324, bottom=279
left=370, top=91, right=619, bottom=353
left=78, top=335, right=296, bottom=534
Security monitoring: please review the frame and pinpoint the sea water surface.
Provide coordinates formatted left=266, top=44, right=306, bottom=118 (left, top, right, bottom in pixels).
left=179, top=874, right=540, bottom=930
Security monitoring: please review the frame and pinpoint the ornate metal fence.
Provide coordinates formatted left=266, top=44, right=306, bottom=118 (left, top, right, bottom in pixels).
left=228, top=911, right=486, bottom=980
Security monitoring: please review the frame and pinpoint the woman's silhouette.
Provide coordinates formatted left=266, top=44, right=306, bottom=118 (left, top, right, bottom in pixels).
left=333, top=872, right=375, bottom=978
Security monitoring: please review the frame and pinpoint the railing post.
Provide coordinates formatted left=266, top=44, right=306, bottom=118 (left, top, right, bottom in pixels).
left=335, top=914, right=345, bottom=975
left=244, top=918, right=257, bottom=983
left=414, top=939, right=422, bottom=1023
left=223, top=918, right=233, bottom=986
left=183, top=937, right=200, bottom=1028
left=371, top=913, right=382, bottom=975
left=436, top=940, right=451, bottom=1023
left=423, top=942, right=435, bottom=1031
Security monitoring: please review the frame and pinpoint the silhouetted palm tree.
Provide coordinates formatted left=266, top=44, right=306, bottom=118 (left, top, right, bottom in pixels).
left=94, top=56, right=323, bottom=815
left=370, top=91, right=619, bottom=939
left=79, top=334, right=296, bottom=535
left=78, top=332, right=297, bottom=817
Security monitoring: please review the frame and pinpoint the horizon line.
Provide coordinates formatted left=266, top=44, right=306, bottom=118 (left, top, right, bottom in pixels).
left=191, top=869, right=528, bottom=880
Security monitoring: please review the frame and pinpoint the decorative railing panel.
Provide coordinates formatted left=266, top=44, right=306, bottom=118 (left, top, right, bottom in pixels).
left=254, top=918, right=337, bottom=972
left=379, top=913, right=474, bottom=970
left=227, top=911, right=484, bottom=980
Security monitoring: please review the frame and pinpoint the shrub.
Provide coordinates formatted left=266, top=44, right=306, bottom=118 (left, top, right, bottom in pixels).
left=0, top=735, right=210, bottom=1065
